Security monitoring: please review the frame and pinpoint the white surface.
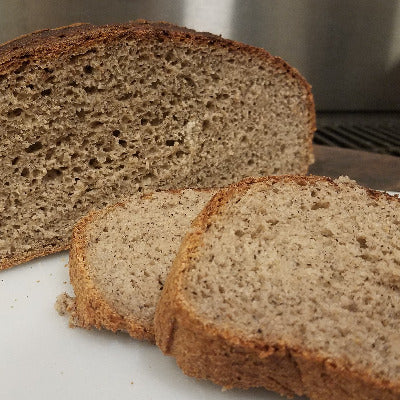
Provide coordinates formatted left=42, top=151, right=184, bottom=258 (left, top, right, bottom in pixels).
left=2, top=191, right=399, bottom=399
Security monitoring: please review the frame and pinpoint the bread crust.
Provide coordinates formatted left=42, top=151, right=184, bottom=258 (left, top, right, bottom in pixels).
left=154, top=175, right=400, bottom=399
left=0, top=20, right=315, bottom=270
left=0, top=243, right=69, bottom=271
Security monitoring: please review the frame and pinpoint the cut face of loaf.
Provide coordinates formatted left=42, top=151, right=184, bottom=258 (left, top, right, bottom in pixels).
left=155, top=176, right=400, bottom=400
left=60, top=188, right=215, bottom=341
left=0, top=21, right=315, bottom=270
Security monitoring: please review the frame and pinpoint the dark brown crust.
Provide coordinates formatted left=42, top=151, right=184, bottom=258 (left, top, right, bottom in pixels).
left=0, top=243, right=69, bottom=271
left=0, top=20, right=315, bottom=270
left=154, top=175, right=400, bottom=399
left=68, top=188, right=215, bottom=342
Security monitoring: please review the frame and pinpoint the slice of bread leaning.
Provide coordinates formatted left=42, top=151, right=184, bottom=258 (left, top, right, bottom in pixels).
left=0, top=20, right=315, bottom=270
left=155, top=175, right=400, bottom=400
left=57, top=188, right=215, bottom=342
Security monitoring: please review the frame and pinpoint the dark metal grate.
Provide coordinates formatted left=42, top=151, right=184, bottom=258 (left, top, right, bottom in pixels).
left=313, top=124, right=400, bottom=156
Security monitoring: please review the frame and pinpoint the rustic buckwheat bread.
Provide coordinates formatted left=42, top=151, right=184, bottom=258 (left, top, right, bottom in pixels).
left=155, top=175, right=400, bottom=400
left=0, top=20, right=315, bottom=270
left=56, top=188, right=216, bottom=341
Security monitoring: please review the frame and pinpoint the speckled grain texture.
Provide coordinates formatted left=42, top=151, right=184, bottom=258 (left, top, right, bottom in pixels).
left=64, top=188, right=215, bottom=341
left=155, top=175, right=400, bottom=400
left=0, top=20, right=315, bottom=270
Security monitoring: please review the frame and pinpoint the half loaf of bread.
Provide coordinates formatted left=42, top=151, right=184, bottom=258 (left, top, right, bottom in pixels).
left=0, top=20, right=315, bottom=270
left=57, top=188, right=215, bottom=341
left=155, top=175, right=400, bottom=400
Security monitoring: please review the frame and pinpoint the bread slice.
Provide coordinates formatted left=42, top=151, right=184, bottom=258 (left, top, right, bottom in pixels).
left=155, top=176, right=400, bottom=400
left=57, top=188, right=216, bottom=342
left=0, top=20, right=315, bottom=270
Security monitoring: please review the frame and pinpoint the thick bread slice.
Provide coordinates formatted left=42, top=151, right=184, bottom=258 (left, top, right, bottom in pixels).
left=58, top=188, right=215, bottom=342
left=155, top=176, right=400, bottom=400
left=0, top=20, right=315, bottom=270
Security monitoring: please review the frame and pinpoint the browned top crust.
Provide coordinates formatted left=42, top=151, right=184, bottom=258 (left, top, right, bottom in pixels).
left=0, top=20, right=314, bottom=119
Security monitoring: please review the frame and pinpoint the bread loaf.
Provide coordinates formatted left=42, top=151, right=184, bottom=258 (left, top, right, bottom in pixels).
left=155, top=175, right=400, bottom=400
left=57, top=188, right=215, bottom=341
left=0, top=20, right=315, bottom=270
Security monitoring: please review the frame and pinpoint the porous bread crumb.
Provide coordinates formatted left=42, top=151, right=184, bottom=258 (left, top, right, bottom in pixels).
left=182, top=177, right=400, bottom=382
left=0, top=22, right=314, bottom=269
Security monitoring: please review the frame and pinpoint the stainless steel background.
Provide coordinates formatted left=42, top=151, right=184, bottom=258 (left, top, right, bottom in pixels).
left=0, top=0, right=399, bottom=111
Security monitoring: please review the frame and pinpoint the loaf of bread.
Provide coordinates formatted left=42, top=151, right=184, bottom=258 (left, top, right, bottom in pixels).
left=0, top=20, right=315, bottom=270
left=56, top=188, right=215, bottom=341
left=155, top=176, right=400, bottom=400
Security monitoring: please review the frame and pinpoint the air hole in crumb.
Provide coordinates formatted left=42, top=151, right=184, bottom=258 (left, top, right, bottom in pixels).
left=20, top=167, right=29, bottom=177
left=112, top=130, right=120, bottom=137
left=206, top=101, right=214, bottom=109
left=41, top=88, right=52, bottom=96
left=7, top=108, right=23, bottom=118
left=43, top=168, right=62, bottom=182
left=165, top=139, right=176, bottom=146
left=11, top=157, right=19, bottom=165
left=118, top=92, right=132, bottom=101
left=140, top=118, right=148, bottom=126
left=76, top=109, right=86, bottom=118
left=88, top=158, right=101, bottom=169
left=357, top=236, right=368, bottom=249
left=267, top=219, right=279, bottom=226
left=45, top=148, right=55, bottom=159
left=321, top=228, right=333, bottom=237
left=83, top=65, right=93, bottom=74
left=311, top=201, right=330, bottom=210
left=90, top=120, right=103, bottom=128
left=118, top=139, right=127, bottom=147
left=234, top=230, right=244, bottom=237
left=150, top=118, right=162, bottom=126
left=84, top=86, right=97, bottom=94
left=25, top=141, right=43, bottom=153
